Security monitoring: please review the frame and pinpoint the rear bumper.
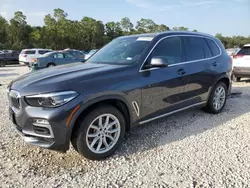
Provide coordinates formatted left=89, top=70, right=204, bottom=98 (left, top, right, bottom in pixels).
left=233, top=67, right=250, bottom=77
left=19, top=61, right=29, bottom=66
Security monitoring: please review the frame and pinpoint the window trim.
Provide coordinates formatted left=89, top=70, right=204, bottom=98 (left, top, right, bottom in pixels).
left=139, top=35, right=222, bottom=73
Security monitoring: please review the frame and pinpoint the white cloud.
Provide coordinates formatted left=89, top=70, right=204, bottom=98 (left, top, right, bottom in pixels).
left=126, top=0, right=219, bottom=11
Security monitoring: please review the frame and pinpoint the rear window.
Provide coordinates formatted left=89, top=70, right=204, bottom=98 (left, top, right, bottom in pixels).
left=38, top=50, right=51, bottom=55
left=183, top=36, right=212, bottom=61
left=205, top=39, right=220, bottom=56
left=237, top=47, right=250, bottom=55
left=22, top=50, right=36, bottom=55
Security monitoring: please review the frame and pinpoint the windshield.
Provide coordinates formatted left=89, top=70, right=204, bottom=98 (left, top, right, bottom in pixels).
left=88, top=36, right=153, bottom=64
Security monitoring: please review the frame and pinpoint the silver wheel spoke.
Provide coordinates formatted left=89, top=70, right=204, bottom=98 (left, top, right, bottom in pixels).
left=104, top=115, right=110, bottom=127
left=96, top=138, right=103, bottom=152
left=103, top=137, right=109, bottom=148
left=106, top=128, right=119, bottom=134
left=87, top=133, right=99, bottom=138
left=90, top=125, right=99, bottom=130
left=90, top=137, right=99, bottom=148
left=106, top=134, right=115, bottom=142
left=98, top=117, right=103, bottom=128
left=106, top=120, right=118, bottom=130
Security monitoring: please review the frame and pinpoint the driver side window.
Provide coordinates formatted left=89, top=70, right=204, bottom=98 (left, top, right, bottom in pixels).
left=148, top=36, right=182, bottom=65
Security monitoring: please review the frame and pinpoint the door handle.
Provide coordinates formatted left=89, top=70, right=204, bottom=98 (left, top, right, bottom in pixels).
left=177, top=68, right=186, bottom=75
left=212, top=62, right=217, bottom=67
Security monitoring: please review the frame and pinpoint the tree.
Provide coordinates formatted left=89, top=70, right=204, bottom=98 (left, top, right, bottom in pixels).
left=120, top=17, right=133, bottom=34
left=7, top=11, right=32, bottom=49
left=135, top=18, right=158, bottom=33
left=155, top=24, right=170, bottom=32
left=105, top=22, right=123, bottom=41
left=0, top=16, right=8, bottom=47
left=172, top=26, right=189, bottom=31
left=0, top=8, right=249, bottom=51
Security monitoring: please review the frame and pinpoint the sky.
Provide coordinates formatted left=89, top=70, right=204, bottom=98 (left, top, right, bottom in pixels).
left=0, top=0, right=249, bottom=36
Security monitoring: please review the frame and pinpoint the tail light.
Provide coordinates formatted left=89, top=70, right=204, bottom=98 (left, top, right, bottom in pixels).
left=229, top=56, right=233, bottom=64
left=23, top=54, right=27, bottom=57
left=34, top=58, right=38, bottom=62
left=233, top=54, right=244, bottom=59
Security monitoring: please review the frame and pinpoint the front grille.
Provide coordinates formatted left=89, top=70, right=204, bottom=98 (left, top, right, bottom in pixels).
left=9, top=90, right=21, bottom=114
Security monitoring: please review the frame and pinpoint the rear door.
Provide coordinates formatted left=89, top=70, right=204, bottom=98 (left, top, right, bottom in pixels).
left=64, top=53, right=77, bottom=64
left=182, top=36, right=217, bottom=103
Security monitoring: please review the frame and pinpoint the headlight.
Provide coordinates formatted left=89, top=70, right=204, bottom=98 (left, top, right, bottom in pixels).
left=25, top=91, right=79, bottom=107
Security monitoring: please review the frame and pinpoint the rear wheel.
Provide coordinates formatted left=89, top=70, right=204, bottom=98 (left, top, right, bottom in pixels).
left=72, top=105, right=125, bottom=160
left=204, top=82, right=227, bottom=114
left=232, top=74, right=241, bottom=82
left=47, top=63, right=56, bottom=67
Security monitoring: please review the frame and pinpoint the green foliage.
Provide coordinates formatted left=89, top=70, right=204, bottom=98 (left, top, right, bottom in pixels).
left=0, top=9, right=249, bottom=51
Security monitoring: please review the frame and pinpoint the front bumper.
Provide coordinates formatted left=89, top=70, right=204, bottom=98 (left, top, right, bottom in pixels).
left=8, top=93, right=82, bottom=152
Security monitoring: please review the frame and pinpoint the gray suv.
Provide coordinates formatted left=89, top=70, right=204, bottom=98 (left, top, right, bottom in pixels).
left=7, top=31, right=232, bottom=160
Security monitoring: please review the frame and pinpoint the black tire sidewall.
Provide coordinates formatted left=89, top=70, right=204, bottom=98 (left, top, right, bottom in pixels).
left=207, top=82, right=228, bottom=114
left=75, top=106, right=126, bottom=160
left=47, top=63, right=55, bottom=67
left=232, top=74, right=240, bottom=82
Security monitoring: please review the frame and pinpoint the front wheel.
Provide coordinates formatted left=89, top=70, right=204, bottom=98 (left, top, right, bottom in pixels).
left=205, top=82, right=228, bottom=114
left=72, top=105, right=126, bottom=160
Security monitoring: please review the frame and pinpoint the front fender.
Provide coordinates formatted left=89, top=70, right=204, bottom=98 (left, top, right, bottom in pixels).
left=64, top=93, right=137, bottom=150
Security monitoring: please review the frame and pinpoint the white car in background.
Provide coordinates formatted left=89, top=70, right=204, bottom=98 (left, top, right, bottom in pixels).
left=19, top=48, right=52, bottom=66
left=232, top=44, right=250, bottom=82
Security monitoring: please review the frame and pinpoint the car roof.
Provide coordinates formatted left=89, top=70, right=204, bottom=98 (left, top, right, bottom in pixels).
left=244, top=44, right=250, bottom=47
left=21, top=48, right=52, bottom=51
left=118, top=31, right=215, bottom=39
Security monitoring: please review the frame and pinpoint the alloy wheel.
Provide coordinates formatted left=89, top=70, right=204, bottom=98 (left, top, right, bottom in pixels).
left=86, top=114, right=121, bottom=154
left=213, top=86, right=226, bottom=110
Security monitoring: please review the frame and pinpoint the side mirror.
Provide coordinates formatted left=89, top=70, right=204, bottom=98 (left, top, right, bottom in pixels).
left=145, top=57, right=168, bottom=69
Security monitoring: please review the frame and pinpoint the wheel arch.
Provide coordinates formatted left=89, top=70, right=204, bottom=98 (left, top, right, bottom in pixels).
left=47, top=62, right=56, bottom=67
left=207, top=74, right=231, bottom=102
left=66, top=95, right=133, bottom=146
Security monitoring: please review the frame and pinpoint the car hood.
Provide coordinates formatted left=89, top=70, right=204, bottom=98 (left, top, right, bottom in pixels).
left=9, top=62, right=131, bottom=95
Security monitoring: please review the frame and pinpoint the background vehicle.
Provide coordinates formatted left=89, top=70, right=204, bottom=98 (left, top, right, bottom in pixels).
left=19, top=48, right=53, bottom=66
left=226, top=48, right=240, bottom=56
left=0, top=51, right=20, bottom=66
left=232, top=44, right=250, bottom=82
left=63, top=49, right=86, bottom=60
left=31, top=51, right=84, bottom=70
left=8, top=31, right=232, bottom=160
left=84, top=49, right=98, bottom=59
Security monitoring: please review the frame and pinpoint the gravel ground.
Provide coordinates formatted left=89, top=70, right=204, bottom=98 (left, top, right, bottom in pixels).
left=0, top=66, right=250, bottom=188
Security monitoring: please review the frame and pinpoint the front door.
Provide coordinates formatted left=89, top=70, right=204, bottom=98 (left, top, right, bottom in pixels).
left=140, top=36, right=190, bottom=121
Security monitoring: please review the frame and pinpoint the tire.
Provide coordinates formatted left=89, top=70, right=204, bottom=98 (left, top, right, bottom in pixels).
left=204, top=82, right=228, bottom=114
left=232, top=74, right=241, bottom=82
left=72, top=105, right=126, bottom=160
left=0, top=61, right=5, bottom=67
left=47, top=63, right=56, bottom=67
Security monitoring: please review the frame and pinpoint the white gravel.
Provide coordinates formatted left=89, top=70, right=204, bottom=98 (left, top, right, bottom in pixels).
left=0, top=66, right=250, bottom=188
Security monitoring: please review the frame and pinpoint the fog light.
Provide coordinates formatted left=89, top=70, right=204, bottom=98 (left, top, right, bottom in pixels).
left=32, top=119, right=52, bottom=136
left=34, top=119, right=49, bottom=125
